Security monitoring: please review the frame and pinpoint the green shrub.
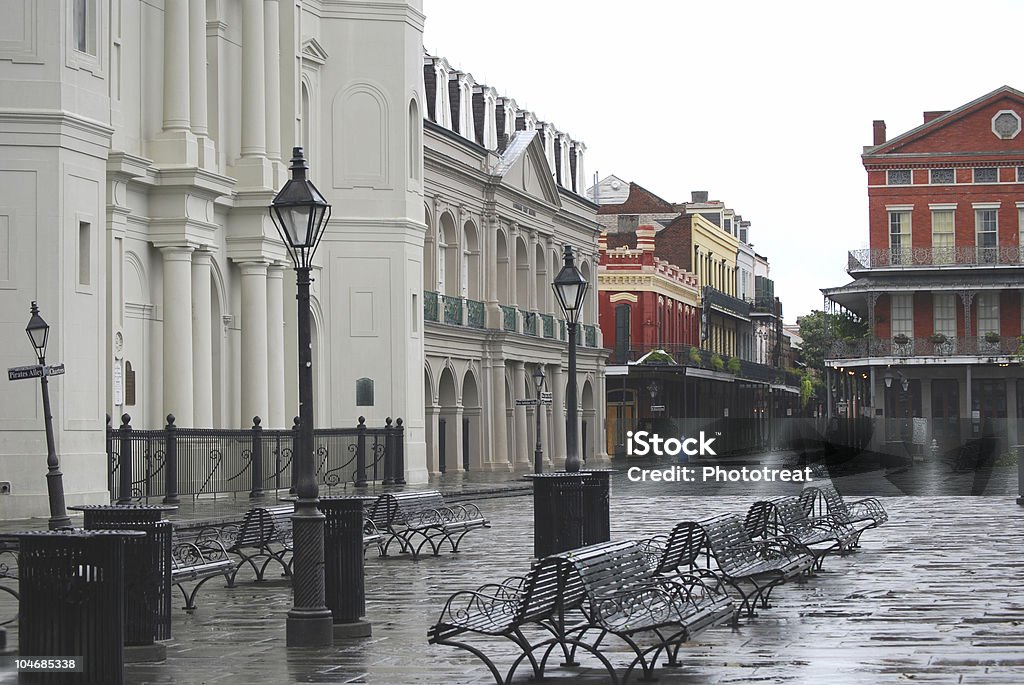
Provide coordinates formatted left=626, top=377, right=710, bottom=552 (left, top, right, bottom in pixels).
left=710, top=353, right=724, bottom=371
left=688, top=347, right=703, bottom=366
left=726, top=356, right=741, bottom=375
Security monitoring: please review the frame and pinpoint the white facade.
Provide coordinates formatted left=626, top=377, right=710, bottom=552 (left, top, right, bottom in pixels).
left=0, top=0, right=604, bottom=519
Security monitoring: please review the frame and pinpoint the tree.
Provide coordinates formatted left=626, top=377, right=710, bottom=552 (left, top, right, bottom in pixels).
left=798, top=310, right=867, bottom=377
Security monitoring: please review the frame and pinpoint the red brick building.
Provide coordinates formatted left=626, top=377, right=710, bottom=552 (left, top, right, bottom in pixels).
left=825, top=86, right=1024, bottom=452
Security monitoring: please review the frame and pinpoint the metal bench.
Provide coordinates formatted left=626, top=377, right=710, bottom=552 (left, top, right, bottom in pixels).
left=0, top=541, right=18, bottom=626
left=428, top=557, right=571, bottom=684
left=552, top=539, right=735, bottom=683
left=662, top=513, right=813, bottom=618
left=744, top=496, right=858, bottom=571
left=799, top=483, right=888, bottom=549
left=226, top=505, right=294, bottom=585
left=370, top=490, right=489, bottom=559
left=170, top=529, right=234, bottom=612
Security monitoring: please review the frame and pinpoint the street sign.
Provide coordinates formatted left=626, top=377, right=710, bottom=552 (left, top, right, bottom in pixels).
left=650, top=404, right=665, bottom=412
left=515, top=398, right=539, bottom=406
left=7, top=363, right=65, bottom=381
left=8, top=365, right=42, bottom=381
left=540, top=391, right=553, bottom=402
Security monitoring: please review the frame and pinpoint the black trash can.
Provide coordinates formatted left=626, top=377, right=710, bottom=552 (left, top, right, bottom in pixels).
left=524, top=473, right=585, bottom=558
left=16, top=529, right=142, bottom=685
left=580, top=469, right=615, bottom=546
left=69, top=504, right=175, bottom=650
left=319, top=496, right=375, bottom=638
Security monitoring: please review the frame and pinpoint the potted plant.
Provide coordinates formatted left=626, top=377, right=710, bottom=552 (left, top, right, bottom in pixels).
left=726, top=356, right=741, bottom=375
left=643, top=349, right=675, bottom=365
left=984, top=331, right=1001, bottom=344
left=928, top=333, right=948, bottom=344
left=710, top=353, right=724, bottom=372
left=688, top=347, right=702, bottom=367
left=893, top=333, right=910, bottom=346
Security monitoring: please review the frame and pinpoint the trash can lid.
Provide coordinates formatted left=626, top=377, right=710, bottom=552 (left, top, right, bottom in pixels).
left=11, top=529, right=146, bottom=539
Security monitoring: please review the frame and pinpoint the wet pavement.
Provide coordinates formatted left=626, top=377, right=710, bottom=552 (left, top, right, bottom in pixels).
left=1, top=451, right=1023, bottom=684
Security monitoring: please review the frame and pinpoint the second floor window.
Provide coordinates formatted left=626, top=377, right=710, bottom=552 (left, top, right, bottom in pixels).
left=975, top=209, right=998, bottom=263
left=976, top=292, right=1000, bottom=337
left=931, top=210, right=954, bottom=264
left=889, top=211, right=911, bottom=264
left=933, top=294, right=956, bottom=337
left=891, top=294, right=913, bottom=338
left=974, top=167, right=998, bottom=183
left=887, top=169, right=911, bottom=185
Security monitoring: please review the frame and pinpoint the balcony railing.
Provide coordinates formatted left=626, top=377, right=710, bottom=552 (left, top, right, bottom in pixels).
left=500, top=305, right=517, bottom=332
left=522, top=310, right=537, bottom=336
left=442, top=294, right=463, bottom=326
left=847, top=246, right=1024, bottom=272
left=467, top=299, right=485, bottom=328
left=542, top=314, right=555, bottom=338
left=828, top=335, right=1022, bottom=359
left=424, top=291, right=439, bottom=322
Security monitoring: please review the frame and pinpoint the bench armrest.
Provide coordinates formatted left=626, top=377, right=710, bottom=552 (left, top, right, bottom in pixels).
left=638, top=535, right=669, bottom=570
left=668, top=573, right=731, bottom=604
left=591, top=581, right=691, bottom=627
left=474, top=575, right=527, bottom=601
left=447, top=502, right=487, bottom=523
left=434, top=589, right=519, bottom=627
left=846, top=498, right=888, bottom=523
left=753, top=537, right=806, bottom=561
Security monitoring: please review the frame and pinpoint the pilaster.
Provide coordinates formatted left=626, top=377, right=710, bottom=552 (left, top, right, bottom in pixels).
left=162, top=246, right=195, bottom=427
left=241, top=262, right=270, bottom=426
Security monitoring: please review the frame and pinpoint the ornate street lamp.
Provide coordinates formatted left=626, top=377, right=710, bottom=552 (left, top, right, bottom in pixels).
left=552, top=245, right=589, bottom=472
left=270, top=147, right=333, bottom=647
left=25, top=302, right=71, bottom=530
left=532, top=366, right=546, bottom=474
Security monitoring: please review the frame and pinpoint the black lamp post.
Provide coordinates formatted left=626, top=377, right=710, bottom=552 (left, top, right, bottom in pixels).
left=25, top=302, right=71, bottom=530
left=532, top=366, right=546, bottom=474
left=270, top=147, right=334, bottom=647
left=552, top=245, right=589, bottom=472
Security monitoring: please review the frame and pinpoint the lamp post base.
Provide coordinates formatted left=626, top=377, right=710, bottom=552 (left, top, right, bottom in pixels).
left=333, top=619, right=372, bottom=639
left=286, top=610, right=334, bottom=647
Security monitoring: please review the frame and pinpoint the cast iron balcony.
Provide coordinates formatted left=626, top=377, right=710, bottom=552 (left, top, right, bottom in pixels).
left=827, top=335, right=1022, bottom=359
left=847, top=246, right=1024, bottom=273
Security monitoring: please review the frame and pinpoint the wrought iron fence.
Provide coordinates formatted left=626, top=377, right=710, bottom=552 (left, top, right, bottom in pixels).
left=501, top=305, right=517, bottom=332
left=442, top=294, right=463, bottom=325
left=847, top=246, right=1024, bottom=271
left=466, top=299, right=485, bottom=328
left=107, top=414, right=405, bottom=503
left=522, top=310, right=537, bottom=335
left=424, top=290, right=439, bottom=322
left=828, top=335, right=1023, bottom=359
left=542, top=314, right=555, bottom=338
left=604, top=344, right=801, bottom=387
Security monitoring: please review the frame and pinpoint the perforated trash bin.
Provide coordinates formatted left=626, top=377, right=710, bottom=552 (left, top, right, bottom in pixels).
left=16, top=529, right=142, bottom=685
left=319, top=496, right=375, bottom=637
left=69, top=504, right=175, bottom=646
left=524, top=473, right=585, bottom=558
left=581, top=469, right=615, bottom=546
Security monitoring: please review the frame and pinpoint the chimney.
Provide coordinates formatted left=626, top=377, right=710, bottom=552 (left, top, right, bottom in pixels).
left=923, top=110, right=948, bottom=124
left=872, top=120, right=886, bottom=146
left=636, top=225, right=656, bottom=252
left=690, top=190, right=709, bottom=203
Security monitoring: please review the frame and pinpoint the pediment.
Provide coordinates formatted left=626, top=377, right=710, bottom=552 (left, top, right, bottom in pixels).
left=493, top=130, right=561, bottom=208
left=302, top=38, right=329, bottom=66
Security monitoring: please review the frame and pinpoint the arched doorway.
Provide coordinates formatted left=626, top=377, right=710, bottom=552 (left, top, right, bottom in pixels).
left=437, top=365, right=459, bottom=473
left=582, top=379, right=596, bottom=464
left=515, top=237, right=529, bottom=308
left=439, top=213, right=459, bottom=297
left=463, top=221, right=481, bottom=301
left=462, top=370, right=481, bottom=470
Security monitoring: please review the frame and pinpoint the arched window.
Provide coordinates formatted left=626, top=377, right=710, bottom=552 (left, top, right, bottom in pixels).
left=409, top=98, right=421, bottom=182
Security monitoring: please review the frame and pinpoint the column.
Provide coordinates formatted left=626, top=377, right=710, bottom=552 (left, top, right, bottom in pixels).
left=508, top=224, right=518, bottom=308
left=162, top=247, right=195, bottom=426
left=263, top=0, right=282, bottom=167
left=513, top=361, right=529, bottom=466
left=453, top=405, right=465, bottom=471
left=241, top=262, right=270, bottom=425
left=241, top=2, right=267, bottom=158
left=191, top=250, right=214, bottom=427
left=489, top=361, right=510, bottom=469
left=267, top=264, right=286, bottom=428
left=152, top=0, right=197, bottom=165
left=188, top=0, right=215, bottom=168
left=550, top=364, right=567, bottom=465
left=425, top=404, right=440, bottom=474
left=483, top=210, right=500, bottom=328
left=162, top=1, right=190, bottom=132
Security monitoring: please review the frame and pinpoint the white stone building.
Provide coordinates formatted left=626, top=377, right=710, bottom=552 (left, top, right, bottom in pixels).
left=0, top=0, right=604, bottom=520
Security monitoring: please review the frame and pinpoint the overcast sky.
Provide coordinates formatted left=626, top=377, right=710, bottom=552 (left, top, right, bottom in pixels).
left=422, top=0, right=1024, bottom=324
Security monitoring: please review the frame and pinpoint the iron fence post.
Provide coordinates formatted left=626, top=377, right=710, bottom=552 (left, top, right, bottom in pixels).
left=355, top=416, right=368, bottom=487
left=117, top=414, right=133, bottom=504
left=382, top=418, right=394, bottom=485
left=394, top=418, right=406, bottom=484
left=250, top=416, right=265, bottom=499
left=106, top=414, right=114, bottom=497
left=163, top=414, right=179, bottom=505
